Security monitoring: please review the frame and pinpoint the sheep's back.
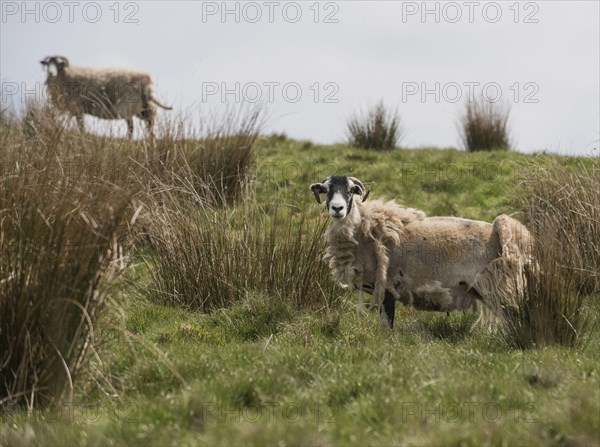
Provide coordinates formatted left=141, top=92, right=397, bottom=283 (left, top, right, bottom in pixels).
left=50, top=66, right=150, bottom=118
left=357, top=199, right=425, bottom=245
left=392, top=217, right=499, bottom=283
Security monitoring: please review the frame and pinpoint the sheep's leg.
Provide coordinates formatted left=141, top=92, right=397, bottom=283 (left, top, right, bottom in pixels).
left=369, top=291, right=378, bottom=309
left=357, top=283, right=375, bottom=314
left=379, top=289, right=395, bottom=329
left=372, top=240, right=392, bottom=328
left=142, top=105, right=156, bottom=138
left=75, top=114, right=85, bottom=133
left=126, top=119, right=134, bottom=139
left=373, top=240, right=389, bottom=305
left=145, top=119, right=155, bottom=138
left=357, top=290, right=368, bottom=316
left=449, top=282, right=480, bottom=311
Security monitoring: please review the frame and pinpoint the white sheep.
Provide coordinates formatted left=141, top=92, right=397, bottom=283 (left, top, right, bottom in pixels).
left=310, top=175, right=533, bottom=329
left=40, top=55, right=172, bottom=138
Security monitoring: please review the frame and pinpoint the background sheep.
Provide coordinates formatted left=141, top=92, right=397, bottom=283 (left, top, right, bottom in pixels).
left=40, top=55, right=172, bottom=138
left=310, top=175, right=534, bottom=329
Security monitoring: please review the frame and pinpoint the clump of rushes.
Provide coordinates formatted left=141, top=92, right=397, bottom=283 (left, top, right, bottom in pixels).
left=0, top=103, right=139, bottom=408
left=503, top=161, right=599, bottom=348
left=460, top=98, right=511, bottom=152
left=144, top=106, right=264, bottom=206
left=347, top=101, right=403, bottom=151
left=142, top=176, right=343, bottom=312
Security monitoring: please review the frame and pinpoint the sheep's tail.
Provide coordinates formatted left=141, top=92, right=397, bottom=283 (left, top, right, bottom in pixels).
left=150, top=98, right=173, bottom=110
left=473, top=214, right=534, bottom=330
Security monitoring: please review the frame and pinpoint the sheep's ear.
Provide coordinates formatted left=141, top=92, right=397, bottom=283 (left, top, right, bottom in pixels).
left=350, top=184, right=364, bottom=196
left=310, top=183, right=327, bottom=204
left=40, top=57, right=50, bottom=66
left=348, top=176, right=369, bottom=200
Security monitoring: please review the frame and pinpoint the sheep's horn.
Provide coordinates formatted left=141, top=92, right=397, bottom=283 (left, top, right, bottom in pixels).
left=348, top=176, right=370, bottom=201
left=309, top=182, right=325, bottom=204
left=312, top=190, right=322, bottom=204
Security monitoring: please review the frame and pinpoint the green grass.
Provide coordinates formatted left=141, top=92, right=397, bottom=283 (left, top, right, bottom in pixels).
left=254, top=135, right=594, bottom=222
left=2, top=296, right=599, bottom=446
left=1, top=134, right=599, bottom=446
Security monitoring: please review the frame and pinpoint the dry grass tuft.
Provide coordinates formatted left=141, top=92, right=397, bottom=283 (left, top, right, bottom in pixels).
left=142, top=106, right=263, bottom=206
left=0, top=101, right=263, bottom=408
left=503, top=161, right=599, bottom=348
left=347, top=101, right=403, bottom=151
left=0, top=105, right=140, bottom=409
left=460, top=98, right=511, bottom=152
left=141, top=178, right=342, bottom=312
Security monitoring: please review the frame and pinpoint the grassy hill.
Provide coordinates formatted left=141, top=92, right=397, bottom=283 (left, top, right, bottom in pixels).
left=255, top=135, right=593, bottom=221
left=1, top=122, right=599, bottom=446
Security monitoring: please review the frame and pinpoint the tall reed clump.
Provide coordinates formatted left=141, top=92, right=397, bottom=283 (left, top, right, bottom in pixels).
left=460, top=98, right=511, bottom=152
left=0, top=107, right=139, bottom=409
left=142, top=177, right=342, bottom=312
left=347, top=101, right=403, bottom=151
left=503, top=161, right=599, bottom=348
left=143, top=106, right=263, bottom=206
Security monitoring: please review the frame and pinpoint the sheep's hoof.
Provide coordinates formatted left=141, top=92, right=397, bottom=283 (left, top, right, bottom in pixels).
left=378, top=311, right=393, bottom=330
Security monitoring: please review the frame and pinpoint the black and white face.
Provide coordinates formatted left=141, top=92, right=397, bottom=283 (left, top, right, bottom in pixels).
left=310, top=176, right=365, bottom=219
left=40, top=56, right=68, bottom=77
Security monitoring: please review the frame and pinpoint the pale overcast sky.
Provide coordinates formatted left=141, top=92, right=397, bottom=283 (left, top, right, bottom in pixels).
left=1, top=1, right=599, bottom=155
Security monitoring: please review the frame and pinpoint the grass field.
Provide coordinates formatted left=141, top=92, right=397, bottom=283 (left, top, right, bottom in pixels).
left=1, top=126, right=599, bottom=446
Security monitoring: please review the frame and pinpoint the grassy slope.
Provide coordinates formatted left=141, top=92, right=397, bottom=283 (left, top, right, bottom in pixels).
left=256, top=136, right=593, bottom=221
left=2, top=138, right=599, bottom=446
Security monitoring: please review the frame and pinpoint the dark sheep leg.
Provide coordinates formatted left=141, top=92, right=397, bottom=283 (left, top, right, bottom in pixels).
left=380, top=289, right=396, bottom=329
